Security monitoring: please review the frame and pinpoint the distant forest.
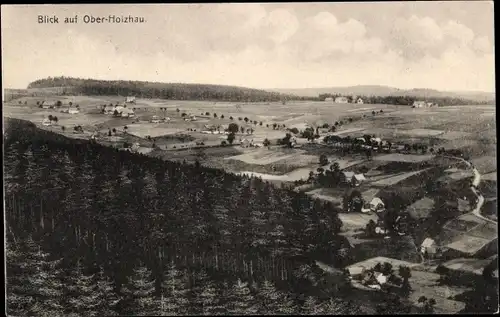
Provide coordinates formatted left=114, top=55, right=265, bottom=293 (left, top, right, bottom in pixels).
left=22, top=76, right=492, bottom=106
left=4, top=118, right=368, bottom=316
left=318, top=93, right=493, bottom=106
left=27, top=76, right=314, bottom=102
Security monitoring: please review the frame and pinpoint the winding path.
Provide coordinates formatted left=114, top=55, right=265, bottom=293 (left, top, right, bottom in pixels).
left=440, top=155, right=496, bottom=224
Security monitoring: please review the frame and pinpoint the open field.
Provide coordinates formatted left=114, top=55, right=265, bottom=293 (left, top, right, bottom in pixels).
left=482, top=172, right=497, bottom=181
left=125, top=124, right=184, bottom=138
left=226, top=149, right=304, bottom=165
left=374, top=153, right=434, bottom=163
left=370, top=168, right=432, bottom=186
left=4, top=96, right=495, bottom=204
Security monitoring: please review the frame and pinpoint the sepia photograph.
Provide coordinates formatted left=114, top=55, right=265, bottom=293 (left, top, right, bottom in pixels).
left=2, top=2, right=497, bottom=315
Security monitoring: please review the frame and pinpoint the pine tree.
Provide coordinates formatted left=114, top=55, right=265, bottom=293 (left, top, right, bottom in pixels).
left=121, top=264, right=161, bottom=316
left=93, top=267, right=121, bottom=316
left=226, top=279, right=259, bottom=315
left=63, top=260, right=100, bottom=316
left=257, top=279, right=297, bottom=314
left=9, top=236, right=65, bottom=316
left=6, top=239, right=35, bottom=316
left=192, top=269, right=224, bottom=315
left=160, top=261, right=190, bottom=316
left=301, top=296, right=325, bottom=315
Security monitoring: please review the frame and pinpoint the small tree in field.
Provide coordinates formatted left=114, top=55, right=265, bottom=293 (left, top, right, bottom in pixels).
left=228, top=123, right=239, bottom=134
left=112, top=128, right=117, bottom=135
left=263, top=138, right=271, bottom=147
left=319, top=154, right=329, bottom=166
left=227, top=133, right=235, bottom=145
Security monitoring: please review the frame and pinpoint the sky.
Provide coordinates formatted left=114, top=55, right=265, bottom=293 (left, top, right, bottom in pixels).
left=1, top=3, right=495, bottom=92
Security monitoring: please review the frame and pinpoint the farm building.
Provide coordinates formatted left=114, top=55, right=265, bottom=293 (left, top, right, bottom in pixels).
left=151, top=115, right=161, bottom=123
left=369, top=197, right=385, bottom=213
left=121, top=108, right=135, bottom=118
left=420, top=238, right=438, bottom=257
left=370, top=137, right=382, bottom=145
left=335, top=96, right=349, bottom=103
left=405, top=197, right=435, bottom=219
left=126, top=96, right=136, bottom=103
left=356, top=98, right=364, bottom=104
left=341, top=172, right=366, bottom=186
left=41, top=101, right=56, bottom=109
left=438, top=213, right=498, bottom=259
left=412, top=101, right=427, bottom=108
left=240, top=139, right=251, bottom=148
left=346, top=256, right=470, bottom=314
left=324, top=97, right=334, bottom=102
left=42, top=118, right=52, bottom=126
left=104, top=105, right=115, bottom=114
left=114, top=106, right=125, bottom=115
left=164, top=117, right=171, bottom=122
left=68, top=107, right=80, bottom=114
left=190, top=115, right=197, bottom=121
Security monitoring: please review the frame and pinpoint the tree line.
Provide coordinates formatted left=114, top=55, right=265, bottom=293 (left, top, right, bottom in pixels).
left=27, top=76, right=315, bottom=102
left=318, top=93, right=492, bottom=106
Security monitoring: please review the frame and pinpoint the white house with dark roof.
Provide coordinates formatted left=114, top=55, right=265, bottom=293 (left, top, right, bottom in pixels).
left=126, top=96, right=136, bottom=103
left=121, top=108, right=135, bottom=118
left=68, top=107, right=80, bottom=114
left=369, top=197, right=385, bottom=213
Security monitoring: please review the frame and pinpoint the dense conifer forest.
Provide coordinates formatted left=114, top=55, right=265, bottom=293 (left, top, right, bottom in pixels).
left=26, top=77, right=313, bottom=102
left=5, top=118, right=362, bottom=316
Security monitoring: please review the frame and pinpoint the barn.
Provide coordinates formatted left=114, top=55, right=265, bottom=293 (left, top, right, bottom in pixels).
left=335, top=96, right=349, bottom=103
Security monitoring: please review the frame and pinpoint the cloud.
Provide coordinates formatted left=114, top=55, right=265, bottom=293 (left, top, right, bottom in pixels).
left=1, top=4, right=495, bottom=92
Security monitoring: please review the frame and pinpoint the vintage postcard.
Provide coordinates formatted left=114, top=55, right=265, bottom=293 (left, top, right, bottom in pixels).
left=2, top=2, right=497, bottom=315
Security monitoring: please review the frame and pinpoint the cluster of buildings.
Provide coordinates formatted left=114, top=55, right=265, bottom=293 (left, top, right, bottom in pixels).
left=412, top=101, right=438, bottom=108
left=150, top=115, right=170, bottom=123
left=103, top=104, right=135, bottom=118
left=325, top=96, right=364, bottom=104
left=240, top=138, right=263, bottom=148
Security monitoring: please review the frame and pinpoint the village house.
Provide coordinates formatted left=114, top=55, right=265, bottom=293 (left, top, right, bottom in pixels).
left=41, top=101, right=56, bottom=109
left=240, top=139, right=251, bottom=148
left=121, top=108, right=135, bottom=118
left=126, top=96, right=136, bottom=103
left=335, top=96, right=349, bottom=104
left=104, top=105, right=115, bottom=114
left=324, top=97, right=334, bottom=102
left=42, top=118, right=52, bottom=126
left=68, top=107, right=80, bottom=114
left=356, top=97, right=364, bottom=104
left=341, top=171, right=366, bottom=187
left=163, top=117, right=171, bottom=122
left=369, top=197, right=385, bottom=213
left=412, top=101, right=427, bottom=108
left=420, top=237, right=438, bottom=259
left=190, top=115, right=197, bottom=121
left=151, top=115, right=161, bottom=123
left=114, top=105, right=125, bottom=116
